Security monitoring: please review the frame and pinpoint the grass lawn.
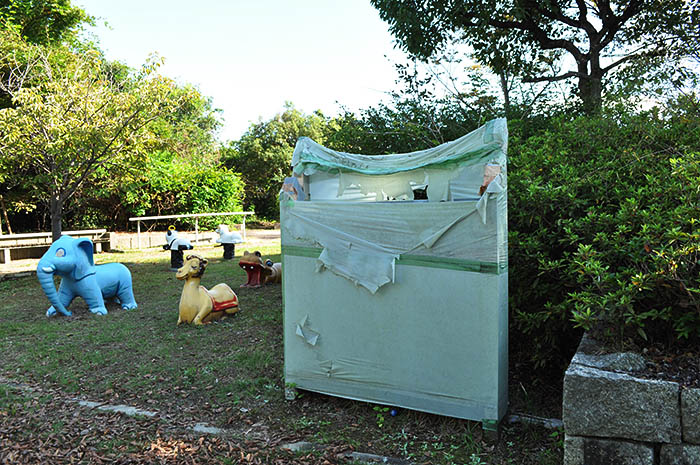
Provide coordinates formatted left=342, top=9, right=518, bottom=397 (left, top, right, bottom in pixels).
left=0, top=242, right=563, bottom=464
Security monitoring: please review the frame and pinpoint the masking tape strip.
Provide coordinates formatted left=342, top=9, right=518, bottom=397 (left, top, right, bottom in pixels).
left=282, top=245, right=505, bottom=275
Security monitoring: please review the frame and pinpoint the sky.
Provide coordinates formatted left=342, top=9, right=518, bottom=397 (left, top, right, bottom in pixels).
left=76, top=0, right=409, bottom=143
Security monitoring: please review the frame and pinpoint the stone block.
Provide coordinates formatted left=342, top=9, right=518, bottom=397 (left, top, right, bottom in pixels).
left=660, top=444, right=700, bottom=465
left=564, top=435, right=584, bottom=465
left=564, top=435, right=654, bottom=465
left=564, top=363, right=681, bottom=443
left=682, top=387, right=700, bottom=444
left=572, top=335, right=647, bottom=372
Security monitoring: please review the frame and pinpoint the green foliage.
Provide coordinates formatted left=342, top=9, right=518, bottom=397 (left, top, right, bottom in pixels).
left=114, top=151, right=244, bottom=230
left=508, top=103, right=700, bottom=367
left=372, top=406, right=390, bottom=428
left=0, top=0, right=89, bottom=109
left=371, top=0, right=700, bottom=113
left=326, top=58, right=500, bottom=155
left=0, top=31, right=213, bottom=237
left=147, top=84, right=222, bottom=162
left=222, top=103, right=330, bottom=219
left=326, top=97, right=483, bottom=155
left=0, top=0, right=89, bottom=45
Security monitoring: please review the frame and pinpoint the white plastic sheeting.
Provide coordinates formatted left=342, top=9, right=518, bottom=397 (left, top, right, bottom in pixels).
left=281, top=194, right=507, bottom=294
left=282, top=118, right=509, bottom=424
left=292, top=118, right=507, bottom=202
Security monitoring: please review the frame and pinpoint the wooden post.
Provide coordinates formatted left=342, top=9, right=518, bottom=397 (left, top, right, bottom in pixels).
left=242, top=215, right=246, bottom=241
left=195, top=218, right=199, bottom=244
left=137, top=220, right=141, bottom=249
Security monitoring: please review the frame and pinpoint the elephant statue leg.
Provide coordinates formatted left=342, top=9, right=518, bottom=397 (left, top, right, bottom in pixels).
left=116, top=282, right=137, bottom=310
left=94, top=263, right=137, bottom=311
left=80, top=274, right=108, bottom=315
left=47, top=283, right=76, bottom=317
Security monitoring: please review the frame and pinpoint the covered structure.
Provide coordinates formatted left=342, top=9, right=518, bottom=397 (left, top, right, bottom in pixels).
left=280, top=118, right=508, bottom=428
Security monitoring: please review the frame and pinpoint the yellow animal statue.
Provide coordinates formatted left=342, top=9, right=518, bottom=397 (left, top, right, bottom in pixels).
left=176, top=254, right=239, bottom=325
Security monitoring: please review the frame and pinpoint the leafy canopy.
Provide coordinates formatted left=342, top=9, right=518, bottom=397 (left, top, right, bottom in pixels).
left=0, top=30, right=191, bottom=239
left=0, top=0, right=89, bottom=45
left=371, top=0, right=700, bottom=112
left=223, top=103, right=329, bottom=219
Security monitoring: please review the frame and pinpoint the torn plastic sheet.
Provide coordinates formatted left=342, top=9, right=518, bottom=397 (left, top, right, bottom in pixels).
left=281, top=176, right=307, bottom=201
left=308, top=161, right=507, bottom=203
left=284, top=205, right=400, bottom=294
left=281, top=197, right=506, bottom=293
left=337, top=167, right=464, bottom=202
left=282, top=257, right=509, bottom=418
left=476, top=174, right=505, bottom=224
left=338, top=170, right=422, bottom=201
left=292, top=118, right=507, bottom=176
left=282, top=119, right=509, bottom=423
left=296, top=315, right=319, bottom=346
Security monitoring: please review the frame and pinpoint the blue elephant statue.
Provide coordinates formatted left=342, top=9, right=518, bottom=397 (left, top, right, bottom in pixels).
left=36, top=235, right=137, bottom=317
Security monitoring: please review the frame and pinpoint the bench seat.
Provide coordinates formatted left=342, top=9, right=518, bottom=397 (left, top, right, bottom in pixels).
left=0, top=229, right=109, bottom=264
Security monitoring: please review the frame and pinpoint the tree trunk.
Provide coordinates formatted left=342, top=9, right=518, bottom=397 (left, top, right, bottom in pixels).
left=0, top=195, right=12, bottom=234
left=50, top=195, right=63, bottom=242
left=579, top=49, right=603, bottom=114
left=579, top=76, right=602, bottom=114
left=499, top=69, right=511, bottom=116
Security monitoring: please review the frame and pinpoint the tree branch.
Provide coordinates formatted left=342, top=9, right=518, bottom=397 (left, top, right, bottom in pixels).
left=487, top=16, right=585, bottom=62
left=601, top=47, right=667, bottom=74
left=598, top=0, right=643, bottom=51
left=573, top=0, right=598, bottom=38
left=522, top=70, right=587, bottom=83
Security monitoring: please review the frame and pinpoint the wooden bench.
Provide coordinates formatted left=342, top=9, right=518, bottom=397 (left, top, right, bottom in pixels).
left=0, top=229, right=109, bottom=264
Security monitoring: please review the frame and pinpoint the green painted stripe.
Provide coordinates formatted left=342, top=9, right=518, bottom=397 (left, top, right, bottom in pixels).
left=282, top=245, right=505, bottom=274
left=397, top=254, right=502, bottom=274
left=282, top=245, right=322, bottom=258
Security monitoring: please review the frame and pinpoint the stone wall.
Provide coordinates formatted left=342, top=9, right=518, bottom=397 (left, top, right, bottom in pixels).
left=109, top=231, right=217, bottom=250
left=563, top=334, right=700, bottom=465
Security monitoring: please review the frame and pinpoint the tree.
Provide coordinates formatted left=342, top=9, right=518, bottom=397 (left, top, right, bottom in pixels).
left=0, top=31, right=186, bottom=241
left=325, top=95, right=487, bottom=156
left=1, top=0, right=89, bottom=109
left=0, top=0, right=88, bottom=45
left=371, top=0, right=700, bottom=113
left=116, top=151, right=245, bottom=231
left=222, top=103, right=329, bottom=220
left=147, top=85, right=223, bottom=163
left=66, top=83, right=228, bottom=231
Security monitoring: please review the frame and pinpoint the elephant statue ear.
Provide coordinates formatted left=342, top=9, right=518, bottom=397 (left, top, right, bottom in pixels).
left=72, top=237, right=96, bottom=281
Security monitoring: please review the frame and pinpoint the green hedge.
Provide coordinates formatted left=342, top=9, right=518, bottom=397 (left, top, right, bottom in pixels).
left=121, top=152, right=246, bottom=230
left=508, top=109, right=700, bottom=368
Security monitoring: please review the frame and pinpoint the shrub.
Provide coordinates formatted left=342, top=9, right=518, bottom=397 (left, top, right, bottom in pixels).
left=508, top=108, right=700, bottom=369
left=121, top=151, right=246, bottom=230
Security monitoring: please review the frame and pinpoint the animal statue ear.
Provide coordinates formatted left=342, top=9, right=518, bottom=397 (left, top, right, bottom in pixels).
left=72, top=238, right=96, bottom=281
left=254, top=251, right=262, bottom=257
left=202, top=258, right=209, bottom=267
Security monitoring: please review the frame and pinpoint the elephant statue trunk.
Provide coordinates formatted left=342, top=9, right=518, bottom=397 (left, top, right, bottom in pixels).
left=36, top=261, right=71, bottom=316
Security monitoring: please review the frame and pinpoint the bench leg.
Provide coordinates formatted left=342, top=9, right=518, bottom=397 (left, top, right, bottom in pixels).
left=95, top=242, right=102, bottom=253
left=2, top=248, right=10, bottom=264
